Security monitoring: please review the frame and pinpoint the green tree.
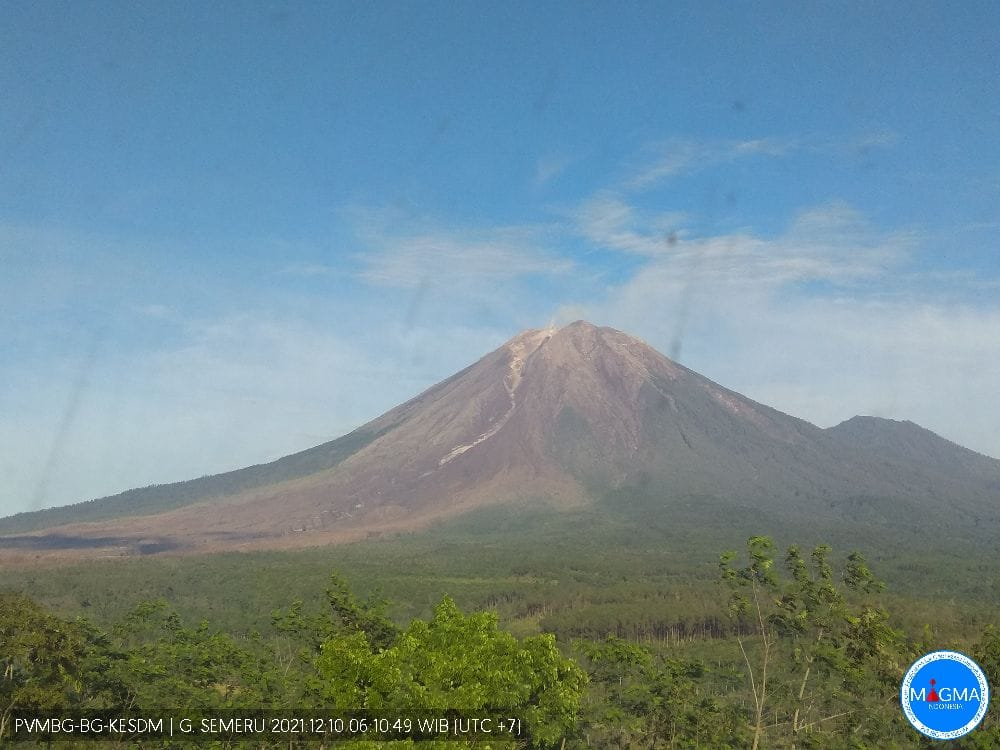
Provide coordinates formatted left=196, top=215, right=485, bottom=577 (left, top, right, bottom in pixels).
left=963, top=625, right=1000, bottom=748
left=0, top=592, right=98, bottom=738
left=107, top=599, right=278, bottom=711
left=574, top=635, right=747, bottom=749
left=324, top=572, right=399, bottom=650
left=719, top=537, right=906, bottom=748
left=270, top=571, right=402, bottom=706
left=315, top=596, right=586, bottom=748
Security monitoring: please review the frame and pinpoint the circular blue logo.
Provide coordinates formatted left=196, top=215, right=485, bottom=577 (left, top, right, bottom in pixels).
left=901, top=651, right=990, bottom=740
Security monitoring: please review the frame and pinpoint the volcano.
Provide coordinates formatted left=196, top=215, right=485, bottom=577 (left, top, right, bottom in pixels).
left=2, top=321, right=999, bottom=559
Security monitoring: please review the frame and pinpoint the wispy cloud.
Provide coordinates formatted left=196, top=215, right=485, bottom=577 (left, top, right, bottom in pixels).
left=746, top=201, right=915, bottom=284
left=591, top=201, right=917, bottom=307
left=958, top=220, right=1000, bottom=232
left=277, top=262, right=341, bottom=278
left=573, top=192, right=914, bottom=279
left=623, top=136, right=798, bottom=191
left=623, top=140, right=705, bottom=191
left=355, top=222, right=574, bottom=288
left=845, top=129, right=900, bottom=152
left=732, top=138, right=797, bottom=156
left=133, top=303, right=176, bottom=321
left=620, top=132, right=901, bottom=192
left=533, top=154, right=572, bottom=189
left=573, top=192, right=688, bottom=255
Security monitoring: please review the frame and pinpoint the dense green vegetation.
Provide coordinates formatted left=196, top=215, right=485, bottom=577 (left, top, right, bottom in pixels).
left=4, top=501, right=998, bottom=643
left=3, top=529, right=999, bottom=747
left=1, top=585, right=583, bottom=748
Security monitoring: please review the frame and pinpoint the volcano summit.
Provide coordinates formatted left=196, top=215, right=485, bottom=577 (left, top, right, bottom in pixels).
left=2, top=321, right=998, bottom=560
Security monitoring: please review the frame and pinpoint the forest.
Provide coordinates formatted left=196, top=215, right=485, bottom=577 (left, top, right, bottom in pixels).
left=3, top=534, right=998, bottom=748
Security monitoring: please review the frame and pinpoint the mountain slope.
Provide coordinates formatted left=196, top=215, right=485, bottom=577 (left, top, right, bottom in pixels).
left=2, top=321, right=998, bottom=559
left=0, top=424, right=390, bottom=535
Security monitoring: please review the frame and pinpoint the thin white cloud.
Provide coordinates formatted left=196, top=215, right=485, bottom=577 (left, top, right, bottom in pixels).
left=574, top=192, right=914, bottom=277
left=735, top=201, right=915, bottom=284
left=623, top=136, right=798, bottom=191
left=574, top=192, right=688, bottom=256
left=624, top=141, right=704, bottom=190
left=278, top=262, right=341, bottom=278
left=845, top=129, right=900, bottom=151
left=621, top=132, right=901, bottom=192
left=133, top=303, right=178, bottom=321
left=355, top=223, right=574, bottom=288
left=958, top=221, right=1000, bottom=232
left=733, top=137, right=798, bottom=156
left=533, top=154, right=572, bottom=188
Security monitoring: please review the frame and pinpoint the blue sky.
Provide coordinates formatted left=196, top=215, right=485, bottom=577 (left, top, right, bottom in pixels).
left=2, top=1, right=998, bottom=517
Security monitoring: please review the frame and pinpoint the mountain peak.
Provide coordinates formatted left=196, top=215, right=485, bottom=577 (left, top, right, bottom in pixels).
left=500, top=321, right=649, bottom=381
left=510, top=320, right=662, bottom=366
left=559, top=319, right=602, bottom=332
left=505, top=320, right=605, bottom=344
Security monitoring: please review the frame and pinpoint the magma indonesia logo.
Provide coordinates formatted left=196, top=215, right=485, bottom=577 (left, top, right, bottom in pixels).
left=901, top=650, right=990, bottom=740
